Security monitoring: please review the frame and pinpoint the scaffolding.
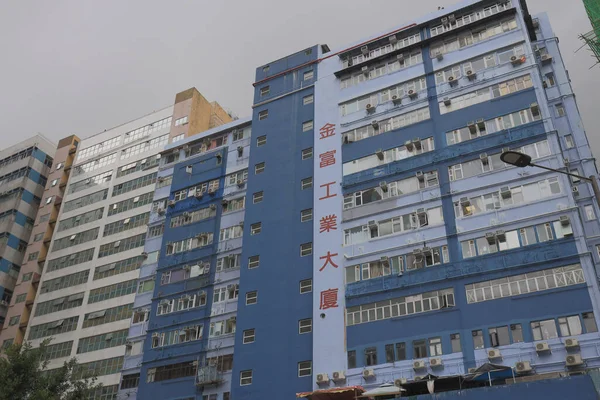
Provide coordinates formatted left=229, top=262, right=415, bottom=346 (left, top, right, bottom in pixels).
left=580, top=0, right=600, bottom=66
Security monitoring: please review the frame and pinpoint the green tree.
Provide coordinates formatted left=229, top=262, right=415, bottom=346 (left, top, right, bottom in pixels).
left=0, top=339, right=102, bottom=400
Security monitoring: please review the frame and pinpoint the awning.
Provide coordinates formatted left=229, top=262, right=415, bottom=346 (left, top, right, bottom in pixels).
left=297, top=386, right=365, bottom=400
left=465, top=363, right=514, bottom=382
left=359, top=383, right=405, bottom=397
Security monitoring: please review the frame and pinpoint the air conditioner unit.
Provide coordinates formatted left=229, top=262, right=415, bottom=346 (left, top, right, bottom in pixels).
left=443, top=97, right=452, bottom=106
left=168, top=200, right=176, bottom=207
left=436, top=51, right=444, bottom=61
left=237, top=146, right=244, bottom=156
left=366, top=104, right=376, bottom=113
left=185, top=165, right=193, bottom=174
left=466, top=70, right=477, bottom=80
left=448, top=14, right=456, bottom=23
left=405, top=140, right=414, bottom=151
left=362, top=66, right=369, bottom=76
left=363, top=369, right=375, bottom=379
left=408, top=90, right=418, bottom=99
left=361, top=46, right=369, bottom=55
left=566, top=354, right=583, bottom=367
left=413, top=138, right=422, bottom=149
left=414, top=375, right=425, bottom=381
left=416, top=171, right=425, bottom=181
left=368, top=220, right=377, bottom=227
left=565, top=338, right=580, bottom=349
left=480, top=153, right=489, bottom=163
left=515, top=361, right=532, bottom=373
left=448, top=76, right=458, bottom=86
left=158, top=177, right=165, bottom=183
left=536, top=342, right=550, bottom=352
left=496, top=230, right=506, bottom=241
left=237, top=180, right=245, bottom=187
left=182, top=211, right=190, bottom=218
left=560, top=216, right=571, bottom=226
left=316, top=373, right=329, bottom=384
left=468, top=367, right=478, bottom=374
left=142, top=252, right=148, bottom=259
left=430, top=357, right=443, bottom=368
left=511, top=55, right=525, bottom=65
left=394, top=378, right=407, bottom=387
left=389, top=35, right=398, bottom=44
left=332, top=371, right=346, bottom=381
left=441, top=16, right=449, bottom=26
left=208, top=188, right=216, bottom=195
left=500, top=186, right=512, bottom=199
left=370, top=121, right=379, bottom=131
left=413, top=360, right=426, bottom=370
left=541, top=54, right=553, bottom=64
left=459, top=197, right=470, bottom=205
left=476, top=119, right=485, bottom=129
left=485, top=232, right=497, bottom=244
left=572, top=186, right=580, bottom=196
left=392, top=95, right=402, bottom=105
left=397, top=54, right=405, bottom=63
left=488, top=349, right=502, bottom=359
left=210, top=204, right=217, bottom=211
left=467, top=122, right=477, bottom=134
left=379, top=181, right=388, bottom=192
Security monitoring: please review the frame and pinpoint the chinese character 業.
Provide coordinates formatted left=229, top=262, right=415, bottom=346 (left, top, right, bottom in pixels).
left=319, top=214, right=338, bottom=233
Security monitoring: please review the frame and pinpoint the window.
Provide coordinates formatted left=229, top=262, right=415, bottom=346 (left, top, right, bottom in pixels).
left=585, top=205, right=596, bottom=220
left=302, top=121, right=314, bottom=132
left=565, top=134, right=575, bottom=149
left=257, top=135, right=266, bottom=147
left=112, top=172, right=157, bottom=197
left=240, top=370, right=252, bottom=385
left=94, top=256, right=144, bottom=280
left=8, top=316, right=19, bottom=326
left=243, top=329, right=255, bottom=344
left=301, top=209, right=313, bottom=222
left=365, top=347, right=377, bottom=366
left=258, top=110, right=268, bottom=120
left=302, top=148, right=313, bottom=160
left=300, top=242, right=312, bottom=257
left=248, top=255, right=260, bottom=269
left=78, top=329, right=128, bottom=353
left=556, top=103, right=566, bottom=117
left=299, top=318, right=312, bottom=334
left=301, top=177, right=313, bottom=190
left=584, top=312, right=598, bottom=333
left=27, top=251, right=39, bottom=261
left=50, top=179, right=58, bottom=187
left=303, top=94, right=314, bottom=105
left=489, top=326, right=510, bottom=347
left=263, top=65, right=270, bottom=73
left=260, top=86, right=270, bottom=96
left=123, top=116, right=171, bottom=143
left=531, top=319, right=558, bottom=340
left=45, top=196, right=53, bottom=205
left=300, top=279, right=312, bottom=294
left=174, top=116, right=188, bottom=126
left=33, top=233, right=43, bottom=242
left=465, top=264, right=586, bottom=304
left=511, top=324, right=524, bottom=343
left=98, top=233, right=146, bottom=258
left=472, top=330, right=484, bottom=349
left=47, top=248, right=95, bottom=272
left=121, top=373, right=140, bottom=390
left=22, top=272, right=32, bottom=282
left=224, top=393, right=230, bottom=400
left=303, top=70, right=314, bottom=81
left=15, top=293, right=26, bottom=303
left=44, top=340, right=74, bottom=360
left=450, top=334, right=461, bottom=353
left=348, top=350, right=356, bottom=369
left=546, top=73, right=556, bottom=87
left=87, top=280, right=137, bottom=304
left=255, top=162, right=265, bottom=175
left=385, top=344, right=395, bottom=363
left=395, top=343, right=406, bottom=360
left=413, top=340, right=427, bottom=359
left=558, top=315, right=583, bottom=336
left=253, top=191, right=263, bottom=204
left=147, top=361, right=197, bottom=383
left=250, top=223, right=262, bottom=235
left=429, top=337, right=442, bottom=356
left=246, top=291, right=258, bottom=305
left=41, top=270, right=89, bottom=294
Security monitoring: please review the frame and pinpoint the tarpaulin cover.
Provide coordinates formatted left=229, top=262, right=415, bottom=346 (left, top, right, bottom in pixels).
left=297, top=386, right=365, bottom=400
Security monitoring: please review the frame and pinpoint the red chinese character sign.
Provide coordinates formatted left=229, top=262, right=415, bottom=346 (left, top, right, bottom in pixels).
left=312, top=72, right=346, bottom=387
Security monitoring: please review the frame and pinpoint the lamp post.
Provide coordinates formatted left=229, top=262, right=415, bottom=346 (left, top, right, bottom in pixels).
left=500, top=151, right=600, bottom=210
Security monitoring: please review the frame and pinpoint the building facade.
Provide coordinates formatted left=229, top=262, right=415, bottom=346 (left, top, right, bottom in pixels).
left=120, top=117, right=251, bottom=400
left=0, top=135, right=79, bottom=347
left=22, top=88, right=232, bottom=398
left=230, top=0, right=600, bottom=398
left=0, top=135, right=55, bottom=336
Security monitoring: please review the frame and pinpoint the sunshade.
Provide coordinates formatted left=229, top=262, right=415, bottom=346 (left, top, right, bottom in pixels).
left=359, top=383, right=405, bottom=397
left=297, top=386, right=365, bottom=400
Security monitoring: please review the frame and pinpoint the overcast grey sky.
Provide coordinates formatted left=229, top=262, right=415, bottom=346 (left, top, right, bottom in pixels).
left=1, top=0, right=598, bottom=154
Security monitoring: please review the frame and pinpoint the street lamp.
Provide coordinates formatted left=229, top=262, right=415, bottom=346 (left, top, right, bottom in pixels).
left=500, top=151, right=600, bottom=210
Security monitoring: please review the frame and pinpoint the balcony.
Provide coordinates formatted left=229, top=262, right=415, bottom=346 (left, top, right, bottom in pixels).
left=19, top=320, right=28, bottom=329
left=195, top=365, right=223, bottom=387
left=32, top=273, right=41, bottom=285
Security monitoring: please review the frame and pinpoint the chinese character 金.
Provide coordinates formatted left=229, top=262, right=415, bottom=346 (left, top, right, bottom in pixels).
left=319, top=123, right=336, bottom=140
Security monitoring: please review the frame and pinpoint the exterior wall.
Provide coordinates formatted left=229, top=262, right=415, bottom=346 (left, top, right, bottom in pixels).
left=132, top=118, right=251, bottom=400
left=230, top=46, right=319, bottom=400
left=0, top=135, right=79, bottom=346
left=0, top=134, right=55, bottom=333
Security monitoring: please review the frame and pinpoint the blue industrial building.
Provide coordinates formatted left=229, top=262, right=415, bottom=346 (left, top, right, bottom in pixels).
left=128, top=0, right=600, bottom=398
